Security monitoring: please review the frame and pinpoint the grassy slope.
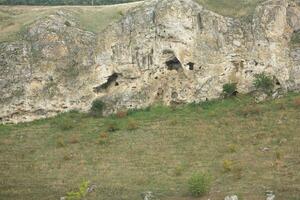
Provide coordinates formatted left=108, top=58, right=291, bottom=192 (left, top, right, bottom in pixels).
left=0, top=2, right=140, bottom=42
left=195, top=0, right=264, bottom=18
left=0, top=93, right=300, bottom=200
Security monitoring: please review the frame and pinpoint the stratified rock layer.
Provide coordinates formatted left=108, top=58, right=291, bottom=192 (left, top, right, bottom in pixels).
left=1, top=0, right=300, bottom=123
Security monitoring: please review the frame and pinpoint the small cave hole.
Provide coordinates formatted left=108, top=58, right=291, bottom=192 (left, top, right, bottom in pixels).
left=187, top=62, right=194, bottom=70
left=275, top=80, right=281, bottom=86
left=232, top=91, right=239, bottom=96
left=166, top=57, right=182, bottom=71
left=155, top=76, right=158, bottom=79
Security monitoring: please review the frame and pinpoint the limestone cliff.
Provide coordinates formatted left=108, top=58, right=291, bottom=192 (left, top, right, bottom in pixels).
left=1, top=0, right=300, bottom=123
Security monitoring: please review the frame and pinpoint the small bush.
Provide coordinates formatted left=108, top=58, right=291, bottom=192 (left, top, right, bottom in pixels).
left=253, top=73, right=274, bottom=94
left=188, top=172, right=211, bottom=197
left=90, top=99, right=105, bottom=117
left=66, top=180, right=89, bottom=200
left=223, top=159, right=233, bottom=172
left=223, top=83, right=237, bottom=97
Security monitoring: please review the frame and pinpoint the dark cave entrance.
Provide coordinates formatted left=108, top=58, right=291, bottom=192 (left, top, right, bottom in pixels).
left=93, top=73, right=119, bottom=93
left=166, top=56, right=182, bottom=71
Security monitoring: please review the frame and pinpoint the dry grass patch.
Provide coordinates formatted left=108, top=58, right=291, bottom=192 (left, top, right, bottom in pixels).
left=0, top=93, right=299, bottom=199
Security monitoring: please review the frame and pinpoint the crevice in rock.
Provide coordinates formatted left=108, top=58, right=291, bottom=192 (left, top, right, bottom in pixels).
left=93, top=73, right=119, bottom=93
left=197, top=13, right=203, bottom=30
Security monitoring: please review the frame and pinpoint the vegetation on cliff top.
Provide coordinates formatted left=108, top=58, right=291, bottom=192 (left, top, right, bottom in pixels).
left=0, top=0, right=141, bottom=5
left=0, top=3, right=137, bottom=42
left=0, top=93, right=300, bottom=199
left=0, top=0, right=266, bottom=42
left=195, top=0, right=264, bottom=18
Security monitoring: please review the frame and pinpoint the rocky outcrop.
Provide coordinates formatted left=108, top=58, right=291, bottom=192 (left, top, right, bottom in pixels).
left=1, top=0, right=300, bottom=123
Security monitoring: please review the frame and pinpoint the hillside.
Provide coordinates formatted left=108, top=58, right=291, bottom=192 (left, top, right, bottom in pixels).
left=0, top=0, right=300, bottom=199
left=0, top=93, right=300, bottom=199
left=0, top=2, right=142, bottom=42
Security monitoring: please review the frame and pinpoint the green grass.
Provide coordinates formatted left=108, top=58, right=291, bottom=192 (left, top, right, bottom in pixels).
left=291, top=31, right=300, bottom=47
left=195, top=0, right=264, bottom=18
left=0, top=93, right=300, bottom=199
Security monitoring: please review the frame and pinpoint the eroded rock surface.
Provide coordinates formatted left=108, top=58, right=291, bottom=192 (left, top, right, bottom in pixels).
left=1, top=0, right=300, bottom=123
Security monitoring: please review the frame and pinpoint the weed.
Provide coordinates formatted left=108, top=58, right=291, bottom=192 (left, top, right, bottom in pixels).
left=66, top=180, right=89, bottom=200
left=275, top=151, right=282, bottom=160
left=223, top=83, right=237, bottom=97
left=69, top=134, right=80, bottom=144
left=169, top=119, right=178, bottom=126
left=174, top=165, right=184, bottom=176
left=106, top=122, right=119, bottom=132
left=127, top=118, right=138, bottom=131
left=57, top=137, right=66, bottom=148
left=290, top=31, right=300, bottom=46
left=53, top=117, right=76, bottom=131
left=90, top=99, right=105, bottom=117
left=253, top=73, right=274, bottom=95
left=227, top=144, right=237, bottom=153
left=233, top=165, right=243, bottom=180
left=188, top=172, right=211, bottom=197
left=116, top=110, right=127, bottom=118
left=293, top=98, right=300, bottom=108
left=97, top=132, right=109, bottom=145
left=63, top=154, right=72, bottom=161
left=239, top=105, right=262, bottom=117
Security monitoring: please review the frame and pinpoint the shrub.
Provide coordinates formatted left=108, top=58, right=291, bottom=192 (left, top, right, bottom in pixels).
left=90, top=99, right=105, bottom=117
left=223, top=83, right=237, bottom=97
left=174, top=165, right=184, bottom=176
left=253, top=73, right=274, bottom=94
left=293, top=98, right=300, bottom=108
left=66, top=180, right=89, bottom=200
left=188, top=172, right=211, bottom=197
left=127, top=119, right=138, bottom=131
left=53, top=117, right=76, bottom=131
left=56, top=137, right=66, bottom=148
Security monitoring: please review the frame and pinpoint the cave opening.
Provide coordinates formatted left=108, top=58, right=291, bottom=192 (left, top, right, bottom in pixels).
left=187, top=62, right=194, bottom=70
left=93, top=73, right=119, bottom=93
left=166, top=56, right=182, bottom=71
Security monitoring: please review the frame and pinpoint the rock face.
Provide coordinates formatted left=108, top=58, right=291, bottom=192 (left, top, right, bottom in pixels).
left=1, top=0, right=300, bottom=123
